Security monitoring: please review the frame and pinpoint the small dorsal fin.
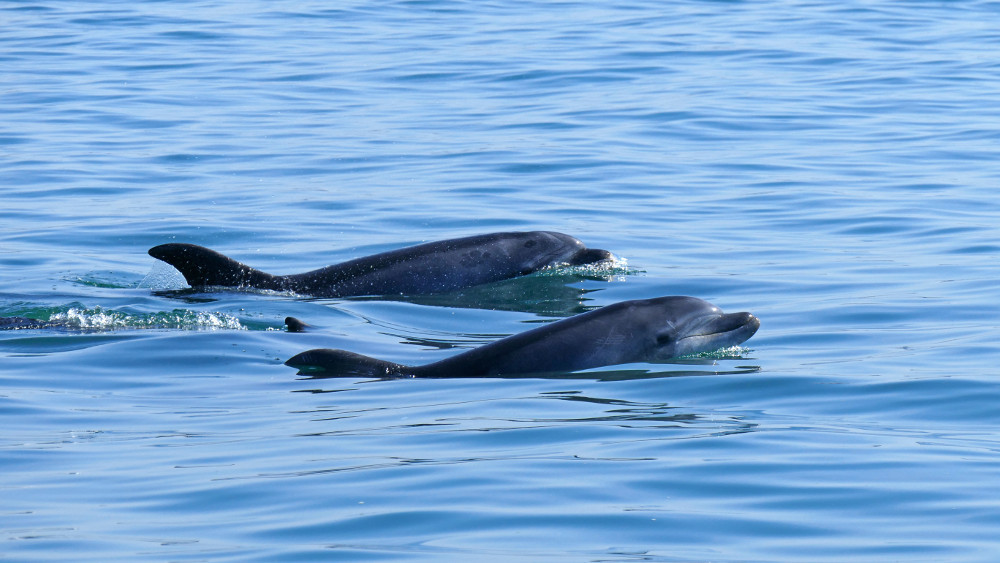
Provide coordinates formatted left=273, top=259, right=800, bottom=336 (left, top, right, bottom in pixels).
left=284, top=317, right=310, bottom=332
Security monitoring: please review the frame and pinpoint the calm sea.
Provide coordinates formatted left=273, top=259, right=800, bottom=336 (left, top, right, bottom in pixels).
left=3, top=1, right=1000, bottom=561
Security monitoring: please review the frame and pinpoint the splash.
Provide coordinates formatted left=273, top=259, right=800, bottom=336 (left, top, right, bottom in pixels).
left=539, top=254, right=639, bottom=281
left=45, top=307, right=245, bottom=331
left=686, top=345, right=754, bottom=360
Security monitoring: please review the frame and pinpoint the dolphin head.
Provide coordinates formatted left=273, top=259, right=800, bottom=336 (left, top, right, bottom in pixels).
left=516, top=231, right=613, bottom=271
left=643, top=296, right=760, bottom=359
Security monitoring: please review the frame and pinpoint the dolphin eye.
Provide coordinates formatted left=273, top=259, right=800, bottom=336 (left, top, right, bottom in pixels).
left=655, top=322, right=677, bottom=345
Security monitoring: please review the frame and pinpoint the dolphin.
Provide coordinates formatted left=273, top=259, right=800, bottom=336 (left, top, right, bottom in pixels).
left=285, top=296, right=760, bottom=378
left=149, top=231, right=612, bottom=298
left=0, top=316, right=54, bottom=330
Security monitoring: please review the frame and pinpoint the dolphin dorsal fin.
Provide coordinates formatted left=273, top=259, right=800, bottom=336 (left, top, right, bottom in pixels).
left=148, top=243, right=282, bottom=290
left=284, top=317, right=310, bottom=332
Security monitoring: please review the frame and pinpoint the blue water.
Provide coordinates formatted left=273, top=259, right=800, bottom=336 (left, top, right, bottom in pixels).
left=3, top=1, right=1000, bottom=560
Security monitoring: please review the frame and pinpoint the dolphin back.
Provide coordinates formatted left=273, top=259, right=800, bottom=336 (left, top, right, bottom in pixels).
left=283, top=231, right=604, bottom=297
left=0, top=316, right=52, bottom=330
left=285, top=348, right=410, bottom=378
left=149, top=243, right=284, bottom=291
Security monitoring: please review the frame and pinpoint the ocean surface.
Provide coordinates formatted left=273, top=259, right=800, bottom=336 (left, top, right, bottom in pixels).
left=3, top=1, right=1000, bottom=561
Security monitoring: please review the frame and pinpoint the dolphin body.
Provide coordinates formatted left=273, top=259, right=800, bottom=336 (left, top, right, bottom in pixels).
left=149, top=231, right=612, bottom=298
left=0, top=316, right=56, bottom=330
left=285, top=296, right=760, bottom=378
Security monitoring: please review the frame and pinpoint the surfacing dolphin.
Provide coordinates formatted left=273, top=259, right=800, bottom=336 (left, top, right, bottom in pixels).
left=285, top=296, right=760, bottom=378
left=149, top=231, right=612, bottom=298
left=0, top=316, right=55, bottom=330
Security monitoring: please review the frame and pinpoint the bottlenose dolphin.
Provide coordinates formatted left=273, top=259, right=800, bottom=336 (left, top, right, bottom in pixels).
left=285, top=296, right=760, bottom=378
left=149, top=231, right=612, bottom=297
left=0, top=316, right=54, bottom=330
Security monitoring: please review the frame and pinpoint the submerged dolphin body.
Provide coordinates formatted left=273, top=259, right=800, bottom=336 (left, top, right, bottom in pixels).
left=0, top=316, right=55, bottom=330
left=285, top=296, right=760, bottom=378
left=149, top=232, right=612, bottom=298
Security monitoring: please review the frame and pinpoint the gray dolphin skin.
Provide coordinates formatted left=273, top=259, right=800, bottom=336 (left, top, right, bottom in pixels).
left=149, top=231, right=612, bottom=297
left=285, top=296, right=760, bottom=378
left=0, top=316, right=55, bottom=330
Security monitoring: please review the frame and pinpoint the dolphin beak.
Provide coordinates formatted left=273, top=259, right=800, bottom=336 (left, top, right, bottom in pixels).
left=681, top=312, right=760, bottom=349
left=568, top=248, right=614, bottom=265
left=718, top=312, right=759, bottom=337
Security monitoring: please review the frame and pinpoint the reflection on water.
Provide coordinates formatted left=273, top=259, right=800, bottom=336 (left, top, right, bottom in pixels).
left=297, top=363, right=760, bottom=383
left=242, top=387, right=761, bottom=484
